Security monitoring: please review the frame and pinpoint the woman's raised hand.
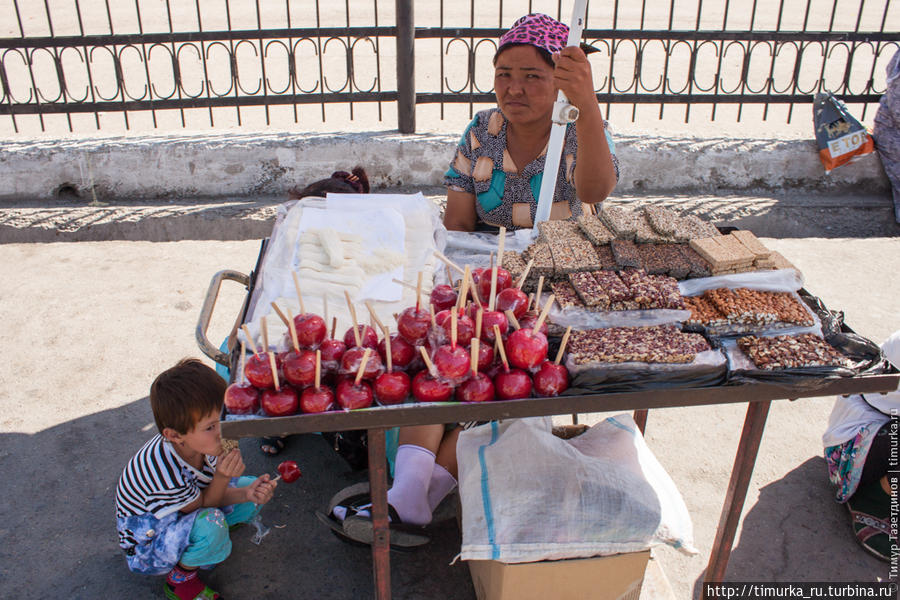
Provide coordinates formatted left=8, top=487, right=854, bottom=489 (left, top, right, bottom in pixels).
left=552, top=46, right=598, bottom=113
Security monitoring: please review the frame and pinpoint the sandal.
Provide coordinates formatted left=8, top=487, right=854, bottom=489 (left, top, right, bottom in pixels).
left=846, top=480, right=895, bottom=562
left=259, top=436, right=285, bottom=456
left=342, top=502, right=430, bottom=549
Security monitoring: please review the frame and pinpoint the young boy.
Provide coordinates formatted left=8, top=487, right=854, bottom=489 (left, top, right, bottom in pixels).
left=116, top=358, right=277, bottom=599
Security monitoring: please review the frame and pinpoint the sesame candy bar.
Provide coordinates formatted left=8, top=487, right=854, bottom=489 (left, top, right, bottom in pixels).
left=730, top=230, right=772, bottom=262
left=643, top=206, right=680, bottom=237
left=716, top=234, right=757, bottom=267
left=637, top=243, right=670, bottom=275
left=594, top=245, right=617, bottom=270
left=600, top=206, right=642, bottom=240
left=577, top=214, right=616, bottom=245
left=610, top=239, right=643, bottom=270
left=634, top=212, right=676, bottom=244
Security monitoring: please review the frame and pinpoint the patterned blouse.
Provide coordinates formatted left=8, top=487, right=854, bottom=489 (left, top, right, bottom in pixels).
left=444, top=107, right=620, bottom=230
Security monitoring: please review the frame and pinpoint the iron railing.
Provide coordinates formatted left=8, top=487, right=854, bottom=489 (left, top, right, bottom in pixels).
left=0, top=0, right=897, bottom=134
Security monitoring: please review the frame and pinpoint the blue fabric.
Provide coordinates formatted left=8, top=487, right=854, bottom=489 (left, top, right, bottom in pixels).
left=477, top=421, right=502, bottom=560
left=215, top=338, right=230, bottom=382
left=529, top=172, right=543, bottom=204
left=180, top=508, right=232, bottom=568
left=386, top=427, right=400, bottom=478
left=476, top=170, right=506, bottom=213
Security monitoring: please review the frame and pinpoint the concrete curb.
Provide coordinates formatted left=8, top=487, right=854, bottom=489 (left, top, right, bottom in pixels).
left=0, top=130, right=889, bottom=203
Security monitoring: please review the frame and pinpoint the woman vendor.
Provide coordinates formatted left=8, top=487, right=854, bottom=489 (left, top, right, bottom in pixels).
left=320, top=13, right=620, bottom=547
left=443, top=12, right=619, bottom=231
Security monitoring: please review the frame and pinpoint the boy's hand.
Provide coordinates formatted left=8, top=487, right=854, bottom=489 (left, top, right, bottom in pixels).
left=216, top=448, right=246, bottom=479
left=246, top=474, right=278, bottom=505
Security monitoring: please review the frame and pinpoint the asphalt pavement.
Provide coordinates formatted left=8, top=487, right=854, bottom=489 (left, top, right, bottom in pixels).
left=0, top=189, right=897, bottom=599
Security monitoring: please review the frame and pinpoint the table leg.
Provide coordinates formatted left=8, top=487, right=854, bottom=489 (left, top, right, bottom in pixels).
left=702, top=400, right=771, bottom=597
left=367, top=427, right=391, bottom=600
left=633, top=409, right=649, bottom=434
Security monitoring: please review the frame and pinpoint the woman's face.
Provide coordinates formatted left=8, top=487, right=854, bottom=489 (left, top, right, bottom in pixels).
left=494, top=45, right=556, bottom=127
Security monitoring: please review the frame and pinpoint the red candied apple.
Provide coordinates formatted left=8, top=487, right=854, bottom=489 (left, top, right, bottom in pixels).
left=479, top=310, right=508, bottom=343
left=473, top=341, right=494, bottom=372
left=494, top=369, right=533, bottom=400
left=477, top=267, right=512, bottom=300
left=276, top=460, right=302, bottom=483
left=533, top=361, right=569, bottom=397
left=397, top=307, right=431, bottom=344
left=282, top=349, right=317, bottom=388
left=506, top=328, right=548, bottom=370
left=518, top=313, right=548, bottom=336
left=496, top=287, right=529, bottom=319
left=293, top=313, right=327, bottom=348
left=319, top=338, right=346, bottom=365
left=441, top=313, right=475, bottom=346
left=261, top=386, right=299, bottom=416
left=374, top=370, right=411, bottom=405
left=434, top=309, right=451, bottom=328
left=411, top=371, right=454, bottom=403
left=245, top=353, right=275, bottom=389
left=336, top=378, right=374, bottom=410
left=300, top=385, right=334, bottom=413
left=430, top=284, right=457, bottom=312
left=224, top=382, right=259, bottom=415
left=457, top=373, right=495, bottom=402
left=344, top=325, right=379, bottom=349
left=378, top=333, right=416, bottom=369
left=433, top=344, right=471, bottom=380
left=341, top=346, right=384, bottom=380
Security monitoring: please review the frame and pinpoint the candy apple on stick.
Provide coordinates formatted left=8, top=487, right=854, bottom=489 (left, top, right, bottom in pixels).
left=289, top=272, right=327, bottom=348
left=336, top=349, right=375, bottom=410
left=506, top=294, right=554, bottom=370
left=492, top=325, right=533, bottom=400
left=319, top=316, right=346, bottom=371
left=397, top=272, right=431, bottom=345
left=259, top=318, right=299, bottom=416
left=457, top=338, right=495, bottom=403
left=275, top=460, right=302, bottom=483
left=472, top=309, right=494, bottom=371
left=430, top=283, right=457, bottom=312
left=282, top=306, right=317, bottom=388
left=411, top=347, right=454, bottom=403
left=242, top=323, right=275, bottom=389
left=495, top=258, right=533, bottom=319
left=224, top=342, right=260, bottom=415
left=374, top=326, right=411, bottom=405
left=342, top=291, right=379, bottom=350
left=300, top=350, right=335, bottom=413
left=433, top=311, right=471, bottom=381
left=533, top=326, right=571, bottom=397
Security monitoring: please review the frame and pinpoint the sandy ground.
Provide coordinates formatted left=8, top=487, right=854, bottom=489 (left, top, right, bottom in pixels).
left=0, top=217, right=897, bottom=598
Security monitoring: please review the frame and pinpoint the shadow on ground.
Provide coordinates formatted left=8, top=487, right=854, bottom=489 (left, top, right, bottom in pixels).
left=691, top=457, right=889, bottom=598
left=0, top=398, right=474, bottom=599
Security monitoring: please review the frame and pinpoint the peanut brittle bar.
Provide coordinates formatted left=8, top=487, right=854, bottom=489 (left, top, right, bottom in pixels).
left=637, top=243, right=670, bottom=275
left=576, top=214, right=616, bottom=245
left=568, top=325, right=710, bottom=364
left=736, top=333, right=851, bottom=370
left=678, top=244, right=713, bottom=278
left=568, top=271, right=611, bottom=309
left=591, top=269, right=632, bottom=303
left=594, top=245, right=618, bottom=270
left=610, top=239, right=643, bottom=270
left=550, top=280, right=585, bottom=309
left=655, top=243, right=692, bottom=280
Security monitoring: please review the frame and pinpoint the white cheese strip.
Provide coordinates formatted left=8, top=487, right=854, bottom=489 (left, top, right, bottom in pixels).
left=316, top=228, right=345, bottom=268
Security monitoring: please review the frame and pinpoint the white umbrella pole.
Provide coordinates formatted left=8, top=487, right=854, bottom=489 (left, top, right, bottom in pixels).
left=531, top=0, right=588, bottom=234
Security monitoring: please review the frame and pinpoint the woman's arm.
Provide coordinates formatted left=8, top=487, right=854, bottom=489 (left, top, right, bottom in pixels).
left=552, top=47, right=617, bottom=205
left=443, top=188, right=478, bottom=231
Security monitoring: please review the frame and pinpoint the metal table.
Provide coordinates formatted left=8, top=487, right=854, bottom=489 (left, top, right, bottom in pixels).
left=218, top=372, right=899, bottom=600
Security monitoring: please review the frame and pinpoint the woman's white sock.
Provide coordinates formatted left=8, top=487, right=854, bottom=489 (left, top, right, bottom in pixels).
left=427, top=463, right=458, bottom=513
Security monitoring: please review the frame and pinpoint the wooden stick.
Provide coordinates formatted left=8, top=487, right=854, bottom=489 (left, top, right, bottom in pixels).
left=364, top=300, right=385, bottom=332
left=493, top=325, right=509, bottom=372
left=429, top=302, right=437, bottom=328
left=415, top=271, right=423, bottom=312
left=488, top=260, right=499, bottom=311
left=515, top=258, right=535, bottom=290
left=450, top=310, right=458, bottom=349
left=260, top=316, right=270, bottom=352
left=291, top=271, right=306, bottom=314
left=505, top=310, right=521, bottom=330
left=445, top=265, right=453, bottom=287
left=330, top=316, right=338, bottom=340
left=532, top=294, right=556, bottom=335
left=496, top=226, right=506, bottom=269
left=456, top=265, right=471, bottom=312
left=475, top=308, right=483, bottom=341
left=418, top=346, right=436, bottom=376
left=391, top=277, right=418, bottom=291
left=433, top=250, right=465, bottom=275
left=468, top=268, right=483, bottom=308
left=241, top=324, right=259, bottom=355
left=470, top=338, right=480, bottom=375
left=285, top=307, right=300, bottom=352
left=382, top=326, right=393, bottom=372
left=344, top=290, right=361, bottom=347
left=268, top=351, right=280, bottom=390
left=354, top=349, right=371, bottom=385
left=526, top=293, right=535, bottom=312
left=239, top=341, right=247, bottom=382
left=270, top=301, right=290, bottom=327
left=555, top=326, right=572, bottom=365
left=322, top=295, right=328, bottom=332
left=314, top=349, right=322, bottom=389
left=535, top=276, right=545, bottom=312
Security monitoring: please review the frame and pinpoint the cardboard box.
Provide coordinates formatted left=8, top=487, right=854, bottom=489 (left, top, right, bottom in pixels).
left=467, top=550, right=650, bottom=600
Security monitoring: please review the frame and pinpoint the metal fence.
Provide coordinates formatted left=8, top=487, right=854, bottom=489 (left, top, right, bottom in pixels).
left=1, top=0, right=897, bottom=135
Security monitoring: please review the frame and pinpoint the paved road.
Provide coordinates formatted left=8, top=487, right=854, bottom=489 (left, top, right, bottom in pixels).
left=0, top=194, right=896, bottom=599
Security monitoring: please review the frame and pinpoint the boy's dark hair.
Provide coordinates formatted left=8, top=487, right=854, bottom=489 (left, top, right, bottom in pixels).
left=150, top=358, right=226, bottom=434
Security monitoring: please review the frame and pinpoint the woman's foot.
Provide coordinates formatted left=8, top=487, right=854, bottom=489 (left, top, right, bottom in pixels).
left=846, top=478, right=896, bottom=562
left=259, top=436, right=285, bottom=456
